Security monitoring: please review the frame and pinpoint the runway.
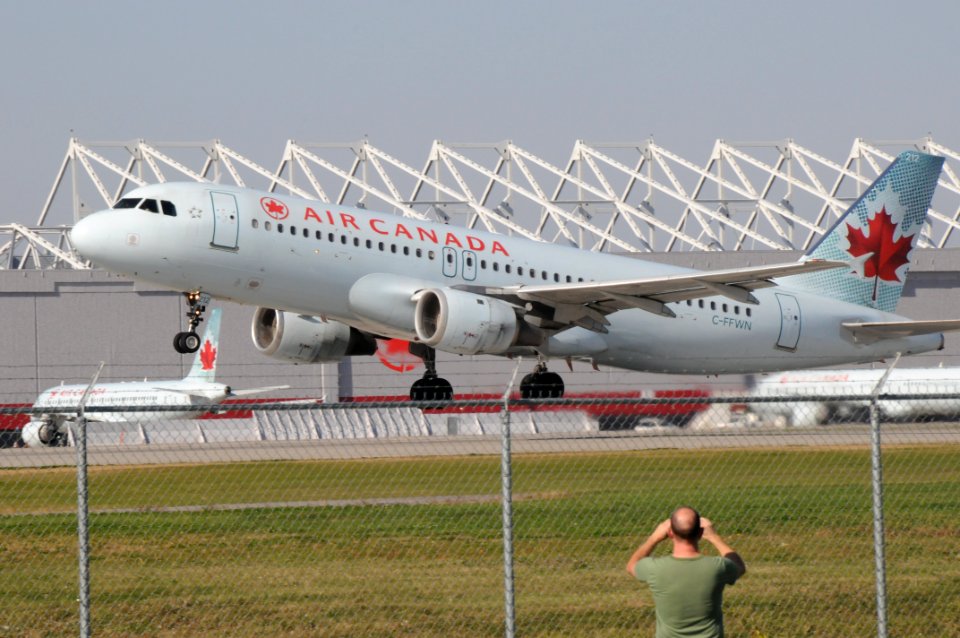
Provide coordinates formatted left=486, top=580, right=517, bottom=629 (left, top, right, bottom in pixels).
left=3, top=422, right=959, bottom=469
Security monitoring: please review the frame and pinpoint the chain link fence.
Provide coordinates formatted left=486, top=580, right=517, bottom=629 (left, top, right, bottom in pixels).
left=1, top=385, right=959, bottom=637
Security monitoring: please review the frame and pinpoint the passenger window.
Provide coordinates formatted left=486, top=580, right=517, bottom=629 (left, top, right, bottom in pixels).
left=366, top=239, right=373, bottom=249
left=304, top=229, right=310, bottom=238
left=278, top=223, right=284, bottom=233
left=734, top=306, right=740, bottom=315
left=428, top=250, right=436, bottom=260
left=553, top=273, right=559, bottom=282
left=390, top=244, right=397, bottom=253
left=379, top=242, right=385, bottom=251
left=481, top=259, right=487, bottom=270
left=446, top=252, right=453, bottom=263
left=341, top=235, right=347, bottom=244
left=506, top=265, right=512, bottom=274
left=161, top=201, right=177, bottom=216
left=710, top=301, right=716, bottom=310
left=114, top=198, right=141, bottom=209
left=518, top=267, right=524, bottom=276
left=746, top=308, right=752, bottom=317
left=698, top=300, right=704, bottom=308
left=403, top=246, right=409, bottom=255
left=316, top=231, right=322, bottom=240
left=138, top=199, right=159, bottom=213
left=416, top=248, right=422, bottom=258
left=354, top=237, right=360, bottom=247
left=291, top=225, right=297, bottom=235
left=252, top=219, right=259, bottom=229
left=565, top=275, right=571, bottom=283
left=265, top=221, right=272, bottom=231
left=541, top=271, right=547, bottom=280
left=493, top=262, right=499, bottom=272
left=722, top=303, right=728, bottom=313
left=466, top=255, right=473, bottom=267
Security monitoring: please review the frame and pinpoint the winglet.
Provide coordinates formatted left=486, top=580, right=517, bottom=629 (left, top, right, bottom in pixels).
left=788, top=151, right=944, bottom=312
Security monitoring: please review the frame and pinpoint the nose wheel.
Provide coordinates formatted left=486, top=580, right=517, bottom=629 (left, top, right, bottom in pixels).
left=173, top=291, right=210, bottom=354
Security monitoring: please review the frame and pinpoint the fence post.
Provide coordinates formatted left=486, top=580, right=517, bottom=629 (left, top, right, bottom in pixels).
left=74, top=362, right=104, bottom=638
left=501, top=360, right=522, bottom=638
left=869, top=354, right=899, bottom=638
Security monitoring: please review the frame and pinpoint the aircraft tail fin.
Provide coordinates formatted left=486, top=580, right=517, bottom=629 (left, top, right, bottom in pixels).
left=787, top=151, right=944, bottom=312
left=185, top=308, right=222, bottom=382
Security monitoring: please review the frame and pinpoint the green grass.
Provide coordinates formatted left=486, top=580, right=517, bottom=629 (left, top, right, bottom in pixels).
left=1, top=446, right=958, bottom=636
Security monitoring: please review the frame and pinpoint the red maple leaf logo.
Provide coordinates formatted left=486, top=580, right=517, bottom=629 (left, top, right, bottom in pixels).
left=199, top=339, right=217, bottom=371
left=845, top=205, right=914, bottom=300
left=260, top=197, right=289, bottom=220
left=375, top=339, right=423, bottom=373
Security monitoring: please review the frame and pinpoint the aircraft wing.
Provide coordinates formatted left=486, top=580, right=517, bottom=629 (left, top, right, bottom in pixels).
left=482, top=259, right=847, bottom=332
left=842, top=319, right=960, bottom=344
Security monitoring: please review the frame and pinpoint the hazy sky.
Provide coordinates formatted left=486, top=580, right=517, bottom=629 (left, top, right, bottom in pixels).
left=1, top=0, right=957, bottom=226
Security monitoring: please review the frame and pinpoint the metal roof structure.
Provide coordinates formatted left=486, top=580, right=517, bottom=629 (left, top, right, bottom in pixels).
left=3, top=136, right=960, bottom=270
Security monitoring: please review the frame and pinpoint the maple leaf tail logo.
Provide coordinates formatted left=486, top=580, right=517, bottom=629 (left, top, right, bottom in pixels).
left=844, top=205, right=914, bottom=302
left=199, top=339, right=217, bottom=371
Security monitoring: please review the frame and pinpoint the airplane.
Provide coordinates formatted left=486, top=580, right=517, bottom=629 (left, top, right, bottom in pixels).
left=747, top=365, right=960, bottom=427
left=22, top=308, right=288, bottom=447
left=68, top=150, right=960, bottom=402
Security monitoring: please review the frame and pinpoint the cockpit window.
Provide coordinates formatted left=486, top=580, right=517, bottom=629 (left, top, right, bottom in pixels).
left=161, top=200, right=177, bottom=216
left=114, top=198, right=141, bottom=209
left=138, top=199, right=159, bottom=213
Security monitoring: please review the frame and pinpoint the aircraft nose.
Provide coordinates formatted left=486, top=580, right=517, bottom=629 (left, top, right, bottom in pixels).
left=70, top=213, right=113, bottom=263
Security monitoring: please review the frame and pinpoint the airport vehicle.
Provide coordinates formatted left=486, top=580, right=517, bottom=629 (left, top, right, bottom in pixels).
left=748, top=365, right=960, bottom=426
left=69, top=151, right=960, bottom=401
left=21, top=309, right=287, bottom=446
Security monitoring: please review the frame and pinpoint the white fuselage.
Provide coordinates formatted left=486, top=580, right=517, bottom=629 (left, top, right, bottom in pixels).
left=70, top=183, right=943, bottom=375
left=749, top=367, right=960, bottom=425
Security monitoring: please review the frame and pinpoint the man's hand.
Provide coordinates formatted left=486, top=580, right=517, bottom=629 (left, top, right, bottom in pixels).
left=652, top=518, right=672, bottom=542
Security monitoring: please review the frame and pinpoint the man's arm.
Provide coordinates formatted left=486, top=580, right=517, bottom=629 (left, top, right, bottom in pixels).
left=626, top=518, right=671, bottom=577
left=700, top=517, right=746, bottom=577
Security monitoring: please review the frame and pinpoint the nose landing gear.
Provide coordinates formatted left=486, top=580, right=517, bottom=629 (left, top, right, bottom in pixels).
left=173, top=291, right=210, bottom=354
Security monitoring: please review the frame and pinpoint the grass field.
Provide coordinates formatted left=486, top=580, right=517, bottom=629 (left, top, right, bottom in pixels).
left=1, top=445, right=959, bottom=637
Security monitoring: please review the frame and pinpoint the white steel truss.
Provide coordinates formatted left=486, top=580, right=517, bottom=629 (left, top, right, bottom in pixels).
left=2, top=136, right=958, bottom=270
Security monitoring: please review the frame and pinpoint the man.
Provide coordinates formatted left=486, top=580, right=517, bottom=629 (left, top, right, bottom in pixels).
left=626, top=507, right=746, bottom=638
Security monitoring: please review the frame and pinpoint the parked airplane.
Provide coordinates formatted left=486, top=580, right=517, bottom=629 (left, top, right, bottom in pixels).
left=22, top=308, right=288, bottom=447
left=748, top=365, right=960, bottom=426
left=69, top=151, right=960, bottom=401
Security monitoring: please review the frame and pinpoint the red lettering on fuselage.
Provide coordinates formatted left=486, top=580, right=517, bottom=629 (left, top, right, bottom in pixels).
left=281, top=204, right=511, bottom=256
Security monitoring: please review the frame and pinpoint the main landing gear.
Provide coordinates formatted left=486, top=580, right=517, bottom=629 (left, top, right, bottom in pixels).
left=173, top=291, right=209, bottom=354
left=408, top=343, right=454, bottom=402
left=519, top=362, right=565, bottom=399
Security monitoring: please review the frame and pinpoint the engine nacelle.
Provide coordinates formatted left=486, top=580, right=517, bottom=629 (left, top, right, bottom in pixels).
left=21, top=419, right=68, bottom=447
left=251, top=308, right=376, bottom=363
left=414, top=288, right=521, bottom=355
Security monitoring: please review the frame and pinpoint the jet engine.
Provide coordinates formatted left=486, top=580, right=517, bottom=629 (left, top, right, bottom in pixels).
left=21, top=419, right=68, bottom=447
left=251, top=308, right=377, bottom=363
left=414, top=288, right=530, bottom=355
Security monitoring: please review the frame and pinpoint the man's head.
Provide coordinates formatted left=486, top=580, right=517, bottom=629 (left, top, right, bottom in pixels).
left=670, top=506, right=703, bottom=542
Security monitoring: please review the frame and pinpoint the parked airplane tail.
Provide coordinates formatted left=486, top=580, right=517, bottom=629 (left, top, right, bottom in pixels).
left=185, top=308, right=221, bottom=382
left=787, top=151, right=944, bottom=312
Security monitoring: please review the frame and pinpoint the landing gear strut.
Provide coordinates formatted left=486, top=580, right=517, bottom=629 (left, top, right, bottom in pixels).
left=173, top=291, right=209, bottom=354
left=520, top=362, right=565, bottom=399
left=408, top=343, right=454, bottom=401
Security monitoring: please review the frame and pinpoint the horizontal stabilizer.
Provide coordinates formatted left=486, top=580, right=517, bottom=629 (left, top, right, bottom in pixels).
left=228, top=385, right=291, bottom=397
left=842, top=319, right=960, bottom=344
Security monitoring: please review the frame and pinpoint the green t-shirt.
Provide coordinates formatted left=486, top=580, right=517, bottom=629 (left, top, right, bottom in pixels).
left=633, top=555, right=741, bottom=638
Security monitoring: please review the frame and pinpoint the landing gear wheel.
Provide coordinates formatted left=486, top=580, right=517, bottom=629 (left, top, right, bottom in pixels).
left=173, top=291, right=210, bottom=353
left=174, top=331, right=201, bottom=354
left=520, top=371, right=565, bottom=399
left=410, top=376, right=454, bottom=402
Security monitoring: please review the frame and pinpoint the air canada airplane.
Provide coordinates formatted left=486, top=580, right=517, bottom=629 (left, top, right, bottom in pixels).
left=749, top=365, right=960, bottom=427
left=69, top=151, right=960, bottom=401
left=22, top=309, right=288, bottom=446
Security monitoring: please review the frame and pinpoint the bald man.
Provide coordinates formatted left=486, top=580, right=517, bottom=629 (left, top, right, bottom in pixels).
left=626, top=507, right=746, bottom=638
